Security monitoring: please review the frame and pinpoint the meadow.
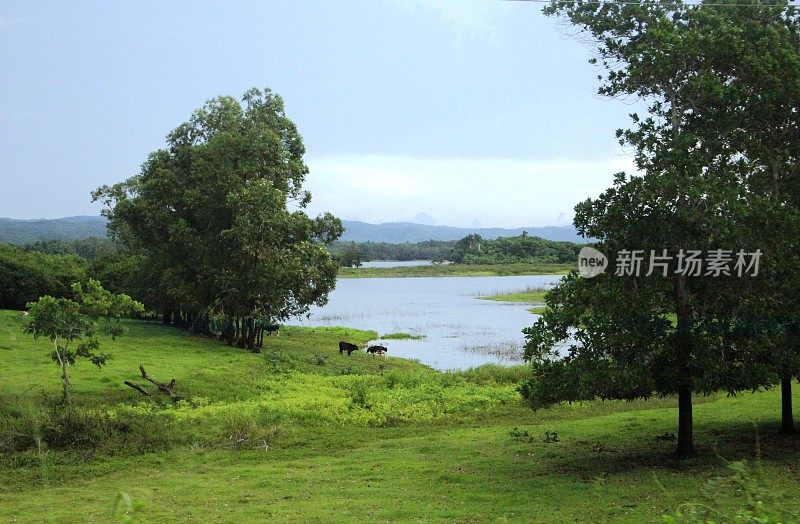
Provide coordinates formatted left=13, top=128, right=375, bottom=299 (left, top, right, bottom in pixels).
left=1, top=309, right=799, bottom=522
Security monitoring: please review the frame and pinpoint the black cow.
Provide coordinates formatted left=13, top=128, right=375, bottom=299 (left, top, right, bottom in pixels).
left=339, top=341, right=360, bottom=356
left=263, top=324, right=280, bottom=336
left=366, top=345, right=388, bottom=357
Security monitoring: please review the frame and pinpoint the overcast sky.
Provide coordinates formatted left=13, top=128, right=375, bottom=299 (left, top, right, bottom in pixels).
left=0, top=0, right=639, bottom=227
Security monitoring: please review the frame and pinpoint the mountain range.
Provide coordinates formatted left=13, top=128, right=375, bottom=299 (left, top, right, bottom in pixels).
left=0, top=216, right=585, bottom=244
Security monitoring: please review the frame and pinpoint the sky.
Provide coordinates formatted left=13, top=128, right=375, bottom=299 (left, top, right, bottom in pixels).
left=0, top=0, right=639, bottom=228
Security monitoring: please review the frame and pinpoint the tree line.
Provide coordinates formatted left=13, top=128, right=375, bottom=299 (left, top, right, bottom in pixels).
left=329, top=234, right=582, bottom=267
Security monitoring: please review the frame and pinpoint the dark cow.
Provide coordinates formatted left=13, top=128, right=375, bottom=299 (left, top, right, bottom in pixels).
left=366, top=345, right=388, bottom=357
left=263, top=324, right=280, bottom=336
left=338, top=341, right=360, bottom=356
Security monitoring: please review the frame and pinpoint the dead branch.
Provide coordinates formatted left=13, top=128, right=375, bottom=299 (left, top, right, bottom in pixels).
left=124, top=380, right=150, bottom=396
left=123, top=365, right=181, bottom=401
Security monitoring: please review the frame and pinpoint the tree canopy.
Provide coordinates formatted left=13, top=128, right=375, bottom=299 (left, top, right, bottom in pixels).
left=24, top=279, right=144, bottom=405
left=525, top=0, right=800, bottom=456
left=93, top=87, right=343, bottom=349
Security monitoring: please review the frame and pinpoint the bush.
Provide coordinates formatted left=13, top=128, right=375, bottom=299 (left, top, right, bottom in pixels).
left=664, top=461, right=800, bottom=523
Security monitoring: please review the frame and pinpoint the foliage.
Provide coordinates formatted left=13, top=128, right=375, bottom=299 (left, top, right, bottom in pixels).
left=447, top=233, right=581, bottom=265
left=329, top=239, right=456, bottom=263
left=21, top=237, right=121, bottom=260
left=23, top=280, right=144, bottom=404
left=664, top=461, right=800, bottom=523
left=0, top=243, right=87, bottom=310
left=92, top=87, right=343, bottom=349
left=333, top=242, right=365, bottom=268
left=526, top=0, right=800, bottom=457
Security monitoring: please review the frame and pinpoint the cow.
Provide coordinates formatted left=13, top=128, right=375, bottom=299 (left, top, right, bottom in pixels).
left=263, top=324, right=280, bottom=336
left=366, top=345, right=388, bottom=358
left=338, top=341, right=360, bottom=356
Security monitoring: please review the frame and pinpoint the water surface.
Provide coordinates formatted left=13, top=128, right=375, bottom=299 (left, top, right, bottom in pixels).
left=292, top=275, right=562, bottom=370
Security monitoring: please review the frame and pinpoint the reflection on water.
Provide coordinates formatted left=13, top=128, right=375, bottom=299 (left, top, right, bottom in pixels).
left=290, top=275, right=562, bottom=371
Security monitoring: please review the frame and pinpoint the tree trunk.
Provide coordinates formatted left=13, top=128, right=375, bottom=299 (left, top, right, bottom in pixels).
left=676, top=384, right=695, bottom=457
left=780, top=375, right=797, bottom=435
left=226, top=316, right=236, bottom=346
left=674, top=274, right=696, bottom=458
left=56, top=345, right=71, bottom=406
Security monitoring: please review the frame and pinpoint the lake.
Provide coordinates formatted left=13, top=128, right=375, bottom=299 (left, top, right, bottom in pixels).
left=291, top=274, right=563, bottom=370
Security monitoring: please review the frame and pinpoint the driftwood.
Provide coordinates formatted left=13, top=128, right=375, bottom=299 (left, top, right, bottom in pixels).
left=124, top=365, right=180, bottom=401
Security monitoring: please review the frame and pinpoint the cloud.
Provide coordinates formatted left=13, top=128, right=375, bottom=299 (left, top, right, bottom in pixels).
left=309, top=158, right=429, bottom=197
left=389, top=0, right=500, bottom=45
left=304, top=154, right=637, bottom=228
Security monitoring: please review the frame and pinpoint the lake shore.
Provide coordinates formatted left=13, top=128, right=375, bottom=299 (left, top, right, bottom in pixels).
left=337, top=262, right=574, bottom=278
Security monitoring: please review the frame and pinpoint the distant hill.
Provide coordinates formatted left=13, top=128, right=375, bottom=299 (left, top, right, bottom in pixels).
left=0, top=215, right=585, bottom=245
left=0, top=216, right=108, bottom=244
left=340, top=220, right=585, bottom=244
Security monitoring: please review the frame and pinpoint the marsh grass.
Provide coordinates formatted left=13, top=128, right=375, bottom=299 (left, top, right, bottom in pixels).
left=338, top=263, right=573, bottom=278
left=461, top=341, right=524, bottom=360
left=479, top=286, right=551, bottom=303
left=379, top=332, right=426, bottom=340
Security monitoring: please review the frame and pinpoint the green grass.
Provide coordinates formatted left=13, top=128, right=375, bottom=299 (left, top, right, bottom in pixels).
left=479, top=286, right=550, bottom=303
left=380, top=332, right=425, bottom=340
left=1, top=309, right=800, bottom=522
left=338, top=262, right=573, bottom=278
left=481, top=286, right=552, bottom=315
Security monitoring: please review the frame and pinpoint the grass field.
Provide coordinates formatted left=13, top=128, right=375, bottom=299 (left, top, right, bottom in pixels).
left=338, top=263, right=574, bottom=278
left=1, top=309, right=799, bottom=522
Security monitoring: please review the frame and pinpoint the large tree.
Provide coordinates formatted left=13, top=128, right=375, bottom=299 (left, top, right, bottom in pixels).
left=680, top=3, right=800, bottom=434
left=93, top=88, right=343, bottom=349
left=524, top=0, right=799, bottom=456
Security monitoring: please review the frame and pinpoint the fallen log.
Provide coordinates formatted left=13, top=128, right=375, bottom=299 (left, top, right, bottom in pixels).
left=123, top=365, right=181, bottom=401
left=124, top=380, right=150, bottom=396
left=139, top=365, right=178, bottom=398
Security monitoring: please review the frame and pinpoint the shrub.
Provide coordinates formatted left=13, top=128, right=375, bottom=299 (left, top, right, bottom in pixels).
left=664, top=461, right=800, bottom=523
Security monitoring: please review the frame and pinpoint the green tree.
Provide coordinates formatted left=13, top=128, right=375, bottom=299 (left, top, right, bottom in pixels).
left=525, top=0, right=790, bottom=456
left=0, top=244, right=87, bottom=310
left=24, top=279, right=144, bottom=405
left=338, top=242, right=365, bottom=268
left=678, top=3, right=800, bottom=434
left=92, top=87, right=343, bottom=349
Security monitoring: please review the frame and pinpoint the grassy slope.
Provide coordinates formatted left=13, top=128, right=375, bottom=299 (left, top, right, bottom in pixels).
left=338, top=262, right=573, bottom=278
left=1, top=310, right=799, bottom=522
